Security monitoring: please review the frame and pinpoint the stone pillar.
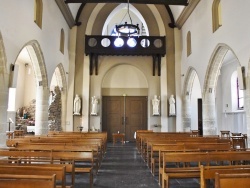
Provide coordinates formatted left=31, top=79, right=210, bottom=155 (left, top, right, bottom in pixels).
left=0, top=72, right=9, bottom=145
left=245, top=71, right=250, bottom=148
left=202, top=90, right=217, bottom=135
left=35, top=86, right=49, bottom=135
left=182, top=95, right=191, bottom=132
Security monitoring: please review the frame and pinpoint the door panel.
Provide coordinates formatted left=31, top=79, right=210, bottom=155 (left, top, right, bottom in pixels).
left=102, top=96, right=147, bottom=142
left=125, top=97, right=147, bottom=141
left=102, top=97, right=124, bottom=141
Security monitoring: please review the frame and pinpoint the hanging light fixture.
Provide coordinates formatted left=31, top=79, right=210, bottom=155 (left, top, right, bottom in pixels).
left=115, top=0, right=140, bottom=36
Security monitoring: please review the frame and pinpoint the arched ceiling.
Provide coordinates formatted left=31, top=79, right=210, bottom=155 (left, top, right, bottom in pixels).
left=57, top=0, right=196, bottom=28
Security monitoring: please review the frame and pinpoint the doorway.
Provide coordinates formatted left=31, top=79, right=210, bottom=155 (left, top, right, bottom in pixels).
left=198, top=98, right=203, bottom=135
left=102, top=96, right=147, bottom=142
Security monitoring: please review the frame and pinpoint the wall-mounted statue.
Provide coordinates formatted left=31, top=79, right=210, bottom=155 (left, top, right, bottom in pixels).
left=73, top=94, right=81, bottom=115
left=91, top=96, right=98, bottom=115
left=152, top=95, right=160, bottom=115
left=169, top=94, right=176, bottom=116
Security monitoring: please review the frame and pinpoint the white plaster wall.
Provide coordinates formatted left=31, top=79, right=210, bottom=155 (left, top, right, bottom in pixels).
left=216, top=60, right=247, bottom=134
left=0, top=0, right=70, bottom=85
left=191, top=75, right=201, bottom=130
left=180, top=0, right=250, bottom=91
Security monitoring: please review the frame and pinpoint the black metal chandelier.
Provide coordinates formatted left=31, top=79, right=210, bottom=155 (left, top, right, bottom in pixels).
left=115, top=0, right=140, bottom=36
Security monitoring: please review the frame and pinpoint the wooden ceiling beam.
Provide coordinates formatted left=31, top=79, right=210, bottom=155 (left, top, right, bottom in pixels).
left=65, top=0, right=188, bottom=6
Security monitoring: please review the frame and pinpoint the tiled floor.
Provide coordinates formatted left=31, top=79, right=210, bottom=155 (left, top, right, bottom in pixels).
left=73, top=142, right=200, bottom=188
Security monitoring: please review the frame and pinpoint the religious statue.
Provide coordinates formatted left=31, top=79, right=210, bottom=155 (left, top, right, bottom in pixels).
left=169, top=94, right=176, bottom=116
left=91, top=96, right=98, bottom=115
left=48, top=91, right=54, bottom=105
left=73, top=94, right=81, bottom=115
left=152, top=95, right=160, bottom=115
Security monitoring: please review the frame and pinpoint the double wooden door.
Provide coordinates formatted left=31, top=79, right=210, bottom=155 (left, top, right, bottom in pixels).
left=102, top=96, right=147, bottom=142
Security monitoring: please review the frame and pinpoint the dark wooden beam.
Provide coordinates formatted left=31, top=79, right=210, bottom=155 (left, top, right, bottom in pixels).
left=75, top=3, right=85, bottom=26
left=65, top=0, right=188, bottom=6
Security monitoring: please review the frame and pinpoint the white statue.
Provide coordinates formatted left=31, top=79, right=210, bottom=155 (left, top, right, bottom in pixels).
left=48, top=91, right=54, bottom=105
left=169, top=94, right=176, bottom=116
left=73, top=94, right=81, bottom=115
left=91, top=96, right=98, bottom=115
left=152, top=95, right=160, bottom=115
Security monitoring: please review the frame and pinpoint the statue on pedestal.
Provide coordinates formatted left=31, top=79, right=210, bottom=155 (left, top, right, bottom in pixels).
left=73, top=94, right=81, bottom=115
left=152, top=95, right=160, bottom=115
left=169, top=94, right=176, bottom=116
left=91, top=96, right=98, bottom=115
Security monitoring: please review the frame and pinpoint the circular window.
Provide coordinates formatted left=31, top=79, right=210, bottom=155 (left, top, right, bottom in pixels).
left=101, top=38, right=111, bottom=47
left=114, top=38, right=124, bottom=47
left=141, top=39, right=150, bottom=48
left=127, top=38, right=137, bottom=48
left=154, top=39, right=163, bottom=48
left=88, top=38, right=97, bottom=47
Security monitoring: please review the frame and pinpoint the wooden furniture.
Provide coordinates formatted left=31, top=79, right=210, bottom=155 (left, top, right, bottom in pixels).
left=215, top=172, right=250, bottom=188
left=231, top=136, right=246, bottom=150
left=0, top=165, right=67, bottom=188
left=0, top=174, right=56, bottom=188
left=112, top=133, right=125, bottom=145
left=200, top=165, right=250, bottom=188
left=161, top=151, right=250, bottom=188
left=220, top=130, right=230, bottom=138
left=14, top=130, right=24, bottom=137
left=191, top=130, right=200, bottom=137
left=231, top=132, right=242, bottom=136
left=0, top=149, right=94, bottom=188
left=6, top=131, right=14, bottom=139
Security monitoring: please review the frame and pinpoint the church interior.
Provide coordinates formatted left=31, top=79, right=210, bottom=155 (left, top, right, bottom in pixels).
left=0, top=0, right=250, bottom=187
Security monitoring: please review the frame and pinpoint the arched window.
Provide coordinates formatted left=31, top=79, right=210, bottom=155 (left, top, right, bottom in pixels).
left=60, top=29, right=65, bottom=54
left=237, top=78, right=244, bottom=109
left=34, top=0, right=43, bottom=29
left=212, top=0, right=222, bottom=32
left=187, top=31, right=192, bottom=56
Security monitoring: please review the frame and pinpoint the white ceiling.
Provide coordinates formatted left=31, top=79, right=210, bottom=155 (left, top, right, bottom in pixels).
left=67, top=3, right=186, bottom=23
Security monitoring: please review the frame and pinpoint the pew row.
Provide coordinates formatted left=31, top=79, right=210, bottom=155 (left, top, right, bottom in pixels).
left=200, top=165, right=250, bottom=188
left=0, top=174, right=56, bottom=188
left=215, top=172, right=250, bottom=188
left=161, top=151, right=250, bottom=188
left=0, top=165, right=69, bottom=188
left=0, top=150, right=94, bottom=188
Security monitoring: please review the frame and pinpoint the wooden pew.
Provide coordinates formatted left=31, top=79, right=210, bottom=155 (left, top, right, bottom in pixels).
left=12, top=143, right=101, bottom=174
left=0, top=150, right=94, bottom=188
left=215, top=172, right=250, bottom=188
left=6, top=137, right=105, bottom=156
left=161, top=151, right=250, bottom=188
left=0, top=165, right=68, bottom=188
left=152, top=142, right=231, bottom=177
left=143, top=136, right=231, bottom=163
left=200, top=165, right=250, bottom=188
left=0, top=174, right=56, bottom=188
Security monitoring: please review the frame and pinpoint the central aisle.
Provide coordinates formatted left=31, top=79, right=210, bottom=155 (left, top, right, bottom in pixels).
left=93, top=142, right=160, bottom=188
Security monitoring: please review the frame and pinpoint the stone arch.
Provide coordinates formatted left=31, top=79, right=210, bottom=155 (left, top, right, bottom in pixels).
left=53, top=63, right=67, bottom=131
left=22, top=40, right=49, bottom=135
left=246, top=60, right=250, bottom=147
left=0, top=31, right=9, bottom=144
left=182, top=67, right=200, bottom=132
left=203, top=43, right=239, bottom=135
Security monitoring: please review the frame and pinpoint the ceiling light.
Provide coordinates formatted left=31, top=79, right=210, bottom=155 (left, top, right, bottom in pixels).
left=115, top=0, right=140, bottom=36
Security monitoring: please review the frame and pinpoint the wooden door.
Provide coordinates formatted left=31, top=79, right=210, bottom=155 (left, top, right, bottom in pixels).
left=102, top=96, right=147, bottom=142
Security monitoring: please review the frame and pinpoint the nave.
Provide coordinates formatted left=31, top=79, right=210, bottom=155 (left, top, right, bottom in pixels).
left=76, top=142, right=199, bottom=188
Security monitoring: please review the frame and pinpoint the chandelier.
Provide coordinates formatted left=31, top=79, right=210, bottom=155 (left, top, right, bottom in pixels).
left=115, top=0, right=140, bottom=36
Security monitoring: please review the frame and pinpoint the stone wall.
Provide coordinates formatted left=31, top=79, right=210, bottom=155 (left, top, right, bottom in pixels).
left=48, top=86, right=62, bottom=131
